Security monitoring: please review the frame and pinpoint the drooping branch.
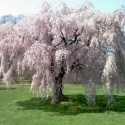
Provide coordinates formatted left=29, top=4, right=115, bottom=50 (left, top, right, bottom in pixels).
left=60, top=30, right=67, bottom=45
left=86, top=34, right=93, bottom=47
left=69, top=27, right=84, bottom=45
left=70, top=60, right=93, bottom=72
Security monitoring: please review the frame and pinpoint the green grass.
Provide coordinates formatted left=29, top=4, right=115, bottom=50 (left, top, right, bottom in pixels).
left=0, top=83, right=125, bottom=125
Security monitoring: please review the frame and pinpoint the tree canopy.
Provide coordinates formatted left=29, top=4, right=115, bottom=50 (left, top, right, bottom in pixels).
left=0, top=1, right=125, bottom=105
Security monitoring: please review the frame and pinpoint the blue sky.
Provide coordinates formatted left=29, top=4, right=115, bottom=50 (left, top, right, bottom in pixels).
left=0, top=0, right=125, bottom=16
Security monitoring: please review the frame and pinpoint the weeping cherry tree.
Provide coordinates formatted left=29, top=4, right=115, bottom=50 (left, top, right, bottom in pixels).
left=0, top=1, right=125, bottom=105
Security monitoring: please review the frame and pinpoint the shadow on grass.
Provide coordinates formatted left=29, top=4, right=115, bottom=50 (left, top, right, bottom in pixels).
left=0, top=87, right=16, bottom=90
left=16, top=94, right=125, bottom=115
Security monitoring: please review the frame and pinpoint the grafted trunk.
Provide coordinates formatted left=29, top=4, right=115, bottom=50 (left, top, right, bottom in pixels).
left=52, top=68, right=65, bottom=102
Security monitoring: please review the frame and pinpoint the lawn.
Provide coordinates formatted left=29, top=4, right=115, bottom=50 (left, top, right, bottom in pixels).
left=0, top=83, right=125, bottom=125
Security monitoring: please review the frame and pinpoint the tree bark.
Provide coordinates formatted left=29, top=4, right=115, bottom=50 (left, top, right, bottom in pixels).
left=52, top=67, right=65, bottom=102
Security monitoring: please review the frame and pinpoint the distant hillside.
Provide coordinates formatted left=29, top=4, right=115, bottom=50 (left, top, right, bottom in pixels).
left=0, top=14, right=24, bottom=25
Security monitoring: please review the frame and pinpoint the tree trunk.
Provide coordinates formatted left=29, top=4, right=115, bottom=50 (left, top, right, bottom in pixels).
left=52, top=68, right=65, bottom=102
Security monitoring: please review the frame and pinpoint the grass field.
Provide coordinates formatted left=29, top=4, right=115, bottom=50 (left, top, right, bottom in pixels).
left=0, top=83, right=125, bottom=125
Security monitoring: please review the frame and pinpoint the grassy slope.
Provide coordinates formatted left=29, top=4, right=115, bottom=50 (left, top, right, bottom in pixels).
left=0, top=83, right=125, bottom=125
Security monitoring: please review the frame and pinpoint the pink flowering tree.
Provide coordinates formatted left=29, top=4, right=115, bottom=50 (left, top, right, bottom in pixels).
left=0, top=1, right=125, bottom=105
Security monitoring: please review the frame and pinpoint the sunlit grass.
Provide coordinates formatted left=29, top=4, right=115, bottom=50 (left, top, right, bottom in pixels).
left=0, top=83, right=125, bottom=125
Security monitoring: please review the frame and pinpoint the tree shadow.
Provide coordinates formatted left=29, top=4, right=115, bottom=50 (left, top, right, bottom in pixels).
left=0, top=87, right=16, bottom=90
left=16, top=94, right=125, bottom=115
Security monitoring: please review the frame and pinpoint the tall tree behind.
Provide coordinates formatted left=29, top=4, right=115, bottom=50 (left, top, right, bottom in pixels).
left=0, top=14, right=24, bottom=25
